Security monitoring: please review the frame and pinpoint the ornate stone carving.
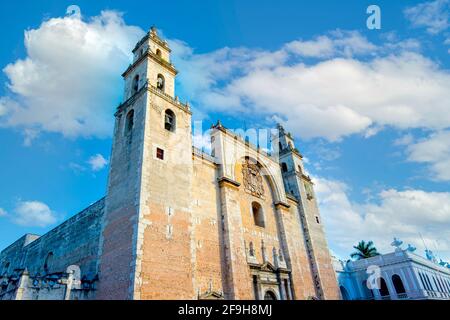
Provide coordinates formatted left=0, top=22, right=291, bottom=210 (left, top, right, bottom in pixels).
left=151, top=103, right=163, bottom=114
left=242, top=158, right=265, bottom=198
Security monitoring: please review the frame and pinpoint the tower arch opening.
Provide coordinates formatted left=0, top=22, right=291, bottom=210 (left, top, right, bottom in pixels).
left=132, top=75, right=140, bottom=95
left=125, top=110, right=135, bottom=135
left=165, top=109, right=176, bottom=132
left=157, top=74, right=165, bottom=92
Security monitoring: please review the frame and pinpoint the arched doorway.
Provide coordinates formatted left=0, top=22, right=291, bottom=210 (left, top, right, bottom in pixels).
left=379, top=278, right=390, bottom=300
left=361, top=280, right=374, bottom=299
left=340, top=286, right=350, bottom=300
left=392, top=274, right=407, bottom=299
left=264, top=291, right=277, bottom=300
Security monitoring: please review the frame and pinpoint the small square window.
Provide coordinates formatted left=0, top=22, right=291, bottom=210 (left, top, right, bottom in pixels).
left=156, top=148, right=164, bottom=160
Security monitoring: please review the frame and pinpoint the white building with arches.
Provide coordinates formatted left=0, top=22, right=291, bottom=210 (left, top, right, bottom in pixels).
left=335, top=248, right=450, bottom=300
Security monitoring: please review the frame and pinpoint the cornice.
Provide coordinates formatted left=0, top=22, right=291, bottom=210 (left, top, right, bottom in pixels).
left=217, top=177, right=241, bottom=189
left=274, top=201, right=291, bottom=210
left=122, top=50, right=178, bottom=78
left=115, top=82, right=191, bottom=116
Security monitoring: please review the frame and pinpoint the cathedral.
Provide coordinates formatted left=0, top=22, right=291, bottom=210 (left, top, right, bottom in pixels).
left=0, top=28, right=340, bottom=300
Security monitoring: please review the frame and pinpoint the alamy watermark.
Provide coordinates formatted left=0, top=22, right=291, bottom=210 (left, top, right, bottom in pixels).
left=366, top=264, right=382, bottom=290
left=367, top=5, right=381, bottom=30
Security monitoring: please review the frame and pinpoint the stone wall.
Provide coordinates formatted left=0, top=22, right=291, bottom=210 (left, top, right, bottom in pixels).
left=0, top=198, right=105, bottom=300
left=136, top=90, right=195, bottom=299
left=191, top=155, right=226, bottom=299
left=96, top=89, right=148, bottom=300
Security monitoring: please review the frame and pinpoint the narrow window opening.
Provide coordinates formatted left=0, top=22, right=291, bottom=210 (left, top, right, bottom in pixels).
left=249, top=242, right=255, bottom=257
left=132, top=75, right=140, bottom=94
left=164, top=109, right=176, bottom=132
left=125, top=110, right=134, bottom=135
left=156, top=148, right=165, bottom=160
left=157, top=74, right=165, bottom=91
left=252, top=202, right=265, bottom=228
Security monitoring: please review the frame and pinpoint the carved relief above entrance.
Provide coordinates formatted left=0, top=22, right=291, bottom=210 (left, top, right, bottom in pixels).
left=242, top=158, right=265, bottom=199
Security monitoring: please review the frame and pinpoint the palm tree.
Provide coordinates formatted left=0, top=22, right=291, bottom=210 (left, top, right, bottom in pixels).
left=350, top=240, right=380, bottom=260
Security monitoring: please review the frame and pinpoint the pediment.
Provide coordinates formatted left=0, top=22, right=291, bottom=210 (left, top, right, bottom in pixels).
left=260, top=261, right=276, bottom=272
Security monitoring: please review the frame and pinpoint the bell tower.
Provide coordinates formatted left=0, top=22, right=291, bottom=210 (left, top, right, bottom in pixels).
left=97, top=27, right=194, bottom=300
left=274, top=125, right=341, bottom=300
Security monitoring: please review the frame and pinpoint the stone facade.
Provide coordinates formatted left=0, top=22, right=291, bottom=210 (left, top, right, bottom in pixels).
left=0, top=199, right=104, bottom=300
left=0, top=27, right=340, bottom=300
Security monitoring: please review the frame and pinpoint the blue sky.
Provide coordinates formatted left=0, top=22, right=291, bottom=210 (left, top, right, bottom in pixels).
left=0, top=0, right=449, bottom=261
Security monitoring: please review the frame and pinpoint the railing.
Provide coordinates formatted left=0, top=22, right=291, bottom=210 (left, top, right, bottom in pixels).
left=192, top=147, right=216, bottom=163
left=147, top=84, right=190, bottom=112
left=117, top=82, right=191, bottom=115
left=423, top=290, right=450, bottom=299
left=397, top=293, right=408, bottom=299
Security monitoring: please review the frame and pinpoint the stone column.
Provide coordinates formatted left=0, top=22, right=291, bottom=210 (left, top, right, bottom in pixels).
left=276, top=273, right=286, bottom=300
left=274, top=202, right=300, bottom=299
left=384, top=271, right=398, bottom=300
left=218, top=177, right=253, bottom=299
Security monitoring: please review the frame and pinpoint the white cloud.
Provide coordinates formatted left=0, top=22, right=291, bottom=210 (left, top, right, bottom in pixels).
left=0, top=101, right=7, bottom=117
left=0, top=10, right=145, bottom=138
left=315, top=176, right=450, bottom=261
left=445, top=38, right=450, bottom=53
left=2, top=17, right=446, bottom=146
left=406, top=131, right=450, bottom=181
left=69, top=162, right=87, bottom=174
left=310, top=143, right=341, bottom=162
left=0, top=208, right=7, bottom=217
left=285, top=30, right=377, bottom=58
left=393, top=133, right=414, bottom=146
left=172, top=34, right=450, bottom=142
left=404, top=0, right=450, bottom=34
left=87, top=154, right=108, bottom=171
left=12, top=201, right=57, bottom=227
left=23, top=129, right=39, bottom=147
left=235, top=53, right=450, bottom=140
left=363, top=125, right=383, bottom=139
